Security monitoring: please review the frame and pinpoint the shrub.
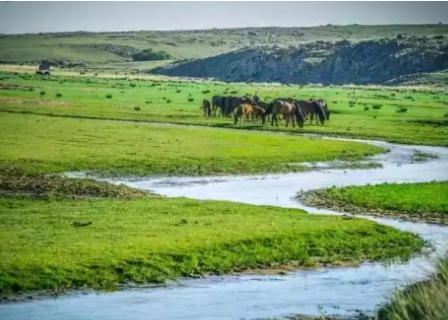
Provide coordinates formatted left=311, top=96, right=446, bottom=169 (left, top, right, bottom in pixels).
left=176, top=89, right=181, bottom=93
left=332, top=101, right=337, bottom=104
left=166, top=99, right=172, bottom=103
left=364, top=106, right=370, bottom=111
left=39, top=91, right=46, bottom=96
left=134, top=106, right=141, bottom=111
left=146, top=100, right=152, bottom=104
left=130, top=83, right=136, bottom=88
left=55, top=93, right=63, bottom=98
left=188, top=97, right=194, bottom=102
left=28, top=88, right=34, bottom=92
left=397, top=106, right=408, bottom=113
left=132, top=48, right=171, bottom=61
left=106, top=94, right=113, bottom=99
left=372, top=104, right=382, bottom=110
left=202, top=90, right=211, bottom=94
left=230, top=90, right=238, bottom=94
left=390, top=93, right=396, bottom=97
left=79, top=72, right=86, bottom=75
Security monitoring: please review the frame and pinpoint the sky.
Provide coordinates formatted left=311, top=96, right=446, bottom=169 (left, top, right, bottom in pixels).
left=0, top=2, right=447, bottom=34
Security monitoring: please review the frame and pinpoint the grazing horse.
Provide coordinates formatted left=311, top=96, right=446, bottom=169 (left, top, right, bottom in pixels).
left=253, top=94, right=262, bottom=104
left=295, top=100, right=326, bottom=125
left=224, top=96, right=256, bottom=117
left=271, top=100, right=305, bottom=128
left=257, top=101, right=272, bottom=123
left=234, top=103, right=266, bottom=125
left=211, top=95, right=224, bottom=117
left=202, top=99, right=212, bottom=117
left=316, top=99, right=330, bottom=120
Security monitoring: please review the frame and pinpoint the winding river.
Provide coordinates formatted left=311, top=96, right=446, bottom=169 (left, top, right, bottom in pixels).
left=2, top=137, right=448, bottom=320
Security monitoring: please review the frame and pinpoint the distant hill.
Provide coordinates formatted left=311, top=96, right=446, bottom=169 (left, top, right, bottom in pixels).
left=152, top=36, right=448, bottom=85
left=1, top=24, right=448, bottom=65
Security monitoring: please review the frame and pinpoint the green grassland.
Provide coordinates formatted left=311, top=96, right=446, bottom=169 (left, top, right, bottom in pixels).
left=0, top=191, right=424, bottom=294
left=1, top=24, right=447, bottom=63
left=0, top=71, right=447, bottom=146
left=300, top=182, right=448, bottom=224
left=0, top=112, right=382, bottom=176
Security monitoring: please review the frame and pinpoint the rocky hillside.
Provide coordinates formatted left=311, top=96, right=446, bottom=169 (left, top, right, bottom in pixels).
left=1, top=24, right=448, bottom=64
left=152, top=36, right=448, bottom=85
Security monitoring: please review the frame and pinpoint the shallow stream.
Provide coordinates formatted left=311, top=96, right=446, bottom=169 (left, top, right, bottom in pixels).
left=2, top=137, right=448, bottom=320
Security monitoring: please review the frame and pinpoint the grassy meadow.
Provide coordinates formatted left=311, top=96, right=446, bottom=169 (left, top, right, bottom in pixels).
left=0, top=67, right=443, bottom=297
left=0, top=69, right=447, bottom=146
left=300, top=182, right=448, bottom=224
left=0, top=112, right=383, bottom=176
left=0, top=188, right=424, bottom=294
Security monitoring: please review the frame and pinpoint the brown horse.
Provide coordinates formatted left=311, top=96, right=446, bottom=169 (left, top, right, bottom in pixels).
left=271, top=100, right=305, bottom=128
left=203, top=99, right=212, bottom=117
left=224, top=96, right=256, bottom=117
left=234, top=103, right=266, bottom=125
left=295, top=100, right=326, bottom=125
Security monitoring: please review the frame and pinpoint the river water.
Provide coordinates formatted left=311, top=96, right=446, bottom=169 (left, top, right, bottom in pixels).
left=2, top=137, right=448, bottom=320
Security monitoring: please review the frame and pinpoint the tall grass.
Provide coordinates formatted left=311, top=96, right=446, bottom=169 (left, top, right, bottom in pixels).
left=378, top=257, right=448, bottom=320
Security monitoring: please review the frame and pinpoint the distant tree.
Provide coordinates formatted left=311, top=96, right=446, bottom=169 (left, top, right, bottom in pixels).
left=132, top=48, right=171, bottom=61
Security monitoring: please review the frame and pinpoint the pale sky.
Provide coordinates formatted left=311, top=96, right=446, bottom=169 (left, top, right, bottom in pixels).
left=0, top=2, right=447, bottom=34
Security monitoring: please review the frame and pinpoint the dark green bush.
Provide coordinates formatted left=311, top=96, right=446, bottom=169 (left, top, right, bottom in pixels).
left=133, top=48, right=171, bottom=61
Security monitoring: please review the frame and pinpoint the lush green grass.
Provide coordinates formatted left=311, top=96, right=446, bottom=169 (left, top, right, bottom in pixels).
left=0, top=71, right=447, bottom=146
left=0, top=193, right=424, bottom=294
left=378, top=256, right=448, bottom=320
left=312, top=182, right=448, bottom=214
left=0, top=112, right=383, bottom=176
left=1, top=25, right=447, bottom=62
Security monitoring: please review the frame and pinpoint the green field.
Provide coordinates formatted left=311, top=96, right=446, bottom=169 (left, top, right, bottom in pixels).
left=0, top=112, right=382, bottom=176
left=0, top=66, right=445, bottom=297
left=0, top=190, right=424, bottom=294
left=2, top=25, right=447, bottom=63
left=300, top=182, right=448, bottom=224
left=1, top=71, right=447, bottom=146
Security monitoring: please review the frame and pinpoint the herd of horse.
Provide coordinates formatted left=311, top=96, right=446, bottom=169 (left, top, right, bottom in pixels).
left=202, top=95, right=330, bottom=128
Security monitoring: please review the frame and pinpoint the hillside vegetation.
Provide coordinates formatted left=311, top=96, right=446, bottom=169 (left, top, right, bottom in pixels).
left=1, top=24, right=447, bottom=64
left=153, top=36, right=448, bottom=85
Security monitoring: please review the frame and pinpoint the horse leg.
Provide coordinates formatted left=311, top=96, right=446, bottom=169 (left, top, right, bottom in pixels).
left=292, top=114, right=296, bottom=127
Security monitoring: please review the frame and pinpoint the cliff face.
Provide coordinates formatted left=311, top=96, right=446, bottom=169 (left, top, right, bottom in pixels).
left=152, top=37, right=448, bottom=84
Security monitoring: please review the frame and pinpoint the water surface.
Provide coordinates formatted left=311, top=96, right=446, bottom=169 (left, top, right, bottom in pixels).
left=2, top=138, right=448, bottom=320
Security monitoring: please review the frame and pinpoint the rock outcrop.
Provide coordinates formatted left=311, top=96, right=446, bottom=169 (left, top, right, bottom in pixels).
left=152, top=36, right=448, bottom=85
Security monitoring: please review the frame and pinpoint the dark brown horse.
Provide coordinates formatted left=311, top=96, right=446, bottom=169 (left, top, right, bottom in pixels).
left=271, top=100, right=305, bottom=128
left=295, top=100, right=326, bottom=125
left=257, top=101, right=272, bottom=123
left=211, top=95, right=224, bottom=117
left=224, top=96, right=256, bottom=117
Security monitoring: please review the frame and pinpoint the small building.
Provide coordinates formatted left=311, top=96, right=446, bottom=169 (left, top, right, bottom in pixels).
left=36, top=62, right=50, bottom=75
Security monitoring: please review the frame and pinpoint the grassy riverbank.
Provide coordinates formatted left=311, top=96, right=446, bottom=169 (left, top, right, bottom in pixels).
left=0, top=184, right=424, bottom=295
left=299, top=182, right=448, bottom=224
left=378, top=256, right=448, bottom=320
left=0, top=113, right=383, bottom=176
